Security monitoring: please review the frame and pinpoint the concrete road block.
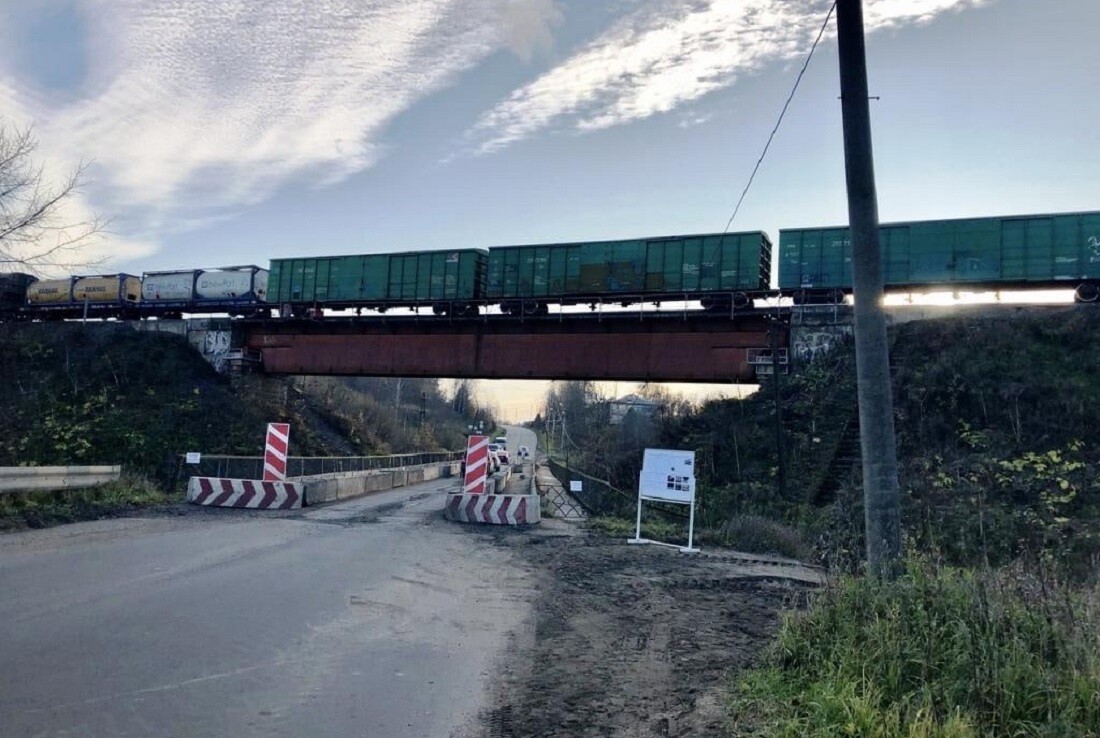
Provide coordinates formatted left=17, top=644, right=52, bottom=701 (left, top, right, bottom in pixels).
left=297, top=463, right=455, bottom=506
left=188, top=478, right=303, bottom=509
left=444, top=493, right=540, bottom=525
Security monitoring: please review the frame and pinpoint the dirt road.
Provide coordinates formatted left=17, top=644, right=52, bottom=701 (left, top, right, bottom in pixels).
left=470, top=524, right=822, bottom=738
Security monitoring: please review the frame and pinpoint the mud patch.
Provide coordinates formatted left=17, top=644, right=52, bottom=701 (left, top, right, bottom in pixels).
left=476, top=531, right=818, bottom=737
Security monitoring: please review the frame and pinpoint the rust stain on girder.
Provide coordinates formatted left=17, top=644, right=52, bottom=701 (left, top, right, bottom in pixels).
left=246, top=327, right=773, bottom=382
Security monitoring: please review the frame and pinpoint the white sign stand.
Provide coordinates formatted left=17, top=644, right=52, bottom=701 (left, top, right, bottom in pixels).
left=627, top=449, right=699, bottom=553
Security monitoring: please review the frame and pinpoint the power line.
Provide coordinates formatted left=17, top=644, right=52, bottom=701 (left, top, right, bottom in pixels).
left=722, top=1, right=837, bottom=234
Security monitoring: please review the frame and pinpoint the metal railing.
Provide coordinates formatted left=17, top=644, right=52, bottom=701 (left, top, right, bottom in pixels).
left=545, top=457, right=689, bottom=522
left=0, top=465, right=122, bottom=494
left=175, top=452, right=462, bottom=487
left=545, top=457, right=635, bottom=517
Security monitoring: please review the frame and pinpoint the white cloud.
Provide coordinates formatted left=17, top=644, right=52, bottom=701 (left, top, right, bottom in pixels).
left=0, top=80, right=155, bottom=274
left=0, top=0, right=561, bottom=265
left=494, top=0, right=564, bottom=61
left=469, top=0, right=992, bottom=153
left=59, top=0, right=500, bottom=207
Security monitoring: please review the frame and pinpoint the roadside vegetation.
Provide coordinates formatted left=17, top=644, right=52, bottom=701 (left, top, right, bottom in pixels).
left=0, top=323, right=495, bottom=530
left=0, top=475, right=170, bottom=531
left=535, top=308, right=1100, bottom=735
left=733, top=559, right=1099, bottom=737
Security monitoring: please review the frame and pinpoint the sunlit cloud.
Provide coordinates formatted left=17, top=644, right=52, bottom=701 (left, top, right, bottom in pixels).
left=468, top=0, right=993, bottom=154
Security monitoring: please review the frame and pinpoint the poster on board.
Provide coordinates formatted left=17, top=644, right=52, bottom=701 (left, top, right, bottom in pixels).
left=639, top=449, right=695, bottom=504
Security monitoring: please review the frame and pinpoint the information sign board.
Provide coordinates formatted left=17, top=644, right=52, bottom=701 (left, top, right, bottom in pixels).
left=639, top=449, right=695, bottom=503
left=630, top=449, right=699, bottom=553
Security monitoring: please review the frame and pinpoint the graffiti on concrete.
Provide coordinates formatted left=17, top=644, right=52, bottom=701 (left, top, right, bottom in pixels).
left=792, top=325, right=853, bottom=364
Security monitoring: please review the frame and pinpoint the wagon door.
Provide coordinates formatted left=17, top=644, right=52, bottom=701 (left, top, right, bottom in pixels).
left=881, top=226, right=910, bottom=288
left=645, top=240, right=666, bottom=292
left=1025, top=217, right=1054, bottom=282
left=951, top=219, right=999, bottom=285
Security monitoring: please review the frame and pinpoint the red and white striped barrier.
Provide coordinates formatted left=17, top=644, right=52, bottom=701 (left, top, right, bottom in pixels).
left=188, top=477, right=303, bottom=509
left=444, top=493, right=540, bottom=525
left=463, top=435, right=489, bottom=494
left=263, top=423, right=290, bottom=481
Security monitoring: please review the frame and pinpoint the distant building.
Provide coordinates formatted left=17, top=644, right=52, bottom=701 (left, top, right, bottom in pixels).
left=609, top=394, right=659, bottom=425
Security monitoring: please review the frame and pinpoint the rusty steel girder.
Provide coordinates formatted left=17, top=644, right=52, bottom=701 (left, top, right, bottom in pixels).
left=241, top=313, right=780, bottom=383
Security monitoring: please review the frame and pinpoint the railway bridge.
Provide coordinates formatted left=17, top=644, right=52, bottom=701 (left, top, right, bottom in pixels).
left=234, top=311, right=789, bottom=383
left=123, top=302, right=1085, bottom=381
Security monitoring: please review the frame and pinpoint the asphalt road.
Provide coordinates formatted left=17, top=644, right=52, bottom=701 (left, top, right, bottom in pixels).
left=501, top=425, right=537, bottom=463
left=0, top=478, right=534, bottom=738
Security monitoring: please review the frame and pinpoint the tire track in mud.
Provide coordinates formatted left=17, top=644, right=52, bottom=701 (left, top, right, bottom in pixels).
left=473, top=532, right=818, bottom=738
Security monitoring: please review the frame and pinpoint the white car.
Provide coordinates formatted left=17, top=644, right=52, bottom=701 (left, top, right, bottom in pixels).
left=517, top=445, right=530, bottom=459
left=488, top=443, right=509, bottom=465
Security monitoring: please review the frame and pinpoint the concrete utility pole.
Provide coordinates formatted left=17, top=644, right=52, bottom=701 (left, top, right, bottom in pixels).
left=769, top=316, right=786, bottom=497
left=836, top=0, right=902, bottom=578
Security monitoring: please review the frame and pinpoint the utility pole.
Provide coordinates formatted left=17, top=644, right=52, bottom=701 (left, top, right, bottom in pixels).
left=769, top=314, right=786, bottom=497
left=837, top=0, right=901, bottom=578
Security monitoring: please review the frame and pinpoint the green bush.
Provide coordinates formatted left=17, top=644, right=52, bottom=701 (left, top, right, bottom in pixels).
left=731, top=559, right=1100, bottom=737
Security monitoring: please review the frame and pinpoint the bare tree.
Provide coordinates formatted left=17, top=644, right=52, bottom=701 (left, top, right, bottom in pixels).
left=0, top=122, right=106, bottom=274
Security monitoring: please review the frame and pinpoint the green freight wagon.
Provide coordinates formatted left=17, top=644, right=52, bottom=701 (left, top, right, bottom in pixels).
left=268, top=249, right=488, bottom=315
left=486, top=231, right=771, bottom=313
left=779, top=210, right=1100, bottom=303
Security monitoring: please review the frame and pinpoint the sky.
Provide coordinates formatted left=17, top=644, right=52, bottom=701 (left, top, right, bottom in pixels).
left=2, top=0, right=1099, bottom=420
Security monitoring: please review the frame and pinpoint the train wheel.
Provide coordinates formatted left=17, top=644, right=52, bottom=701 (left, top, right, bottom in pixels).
left=732, top=292, right=750, bottom=309
left=1074, top=282, right=1100, bottom=303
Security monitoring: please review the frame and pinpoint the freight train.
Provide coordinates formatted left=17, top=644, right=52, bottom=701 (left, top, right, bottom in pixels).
left=2, top=266, right=268, bottom=320
left=1, top=209, right=1098, bottom=321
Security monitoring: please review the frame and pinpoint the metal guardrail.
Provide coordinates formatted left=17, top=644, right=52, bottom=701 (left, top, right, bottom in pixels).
left=175, top=452, right=462, bottom=487
left=0, top=466, right=122, bottom=494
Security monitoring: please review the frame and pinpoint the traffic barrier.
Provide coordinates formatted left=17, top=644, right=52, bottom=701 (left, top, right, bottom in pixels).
left=301, top=462, right=461, bottom=505
left=263, top=423, right=290, bottom=481
left=463, top=435, right=489, bottom=494
left=0, top=465, right=122, bottom=494
left=444, top=493, right=540, bottom=525
left=187, top=477, right=303, bottom=509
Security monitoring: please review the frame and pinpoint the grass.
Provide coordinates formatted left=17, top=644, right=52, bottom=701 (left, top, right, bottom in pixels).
left=711, top=514, right=811, bottom=560
left=587, top=515, right=684, bottom=543
left=730, top=558, right=1100, bottom=737
left=0, top=475, right=176, bottom=531
left=587, top=513, right=812, bottom=561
